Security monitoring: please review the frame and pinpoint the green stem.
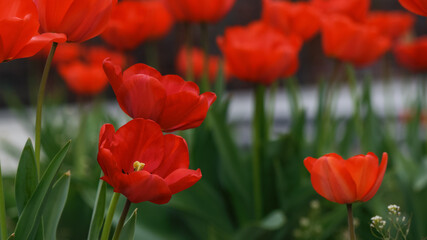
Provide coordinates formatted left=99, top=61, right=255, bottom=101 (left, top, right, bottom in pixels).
left=200, top=23, right=210, bottom=93
left=35, top=42, right=58, bottom=178
left=100, top=192, right=120, bottom=240
left=0, top=163, right=8, bottom=240
left=347, top=204, right=356, bottom=240
left=112, top=200, right=131, bottom=240
left=184, top=22, right=194, bottom=82
left=252, top=84, right=266, bottom=220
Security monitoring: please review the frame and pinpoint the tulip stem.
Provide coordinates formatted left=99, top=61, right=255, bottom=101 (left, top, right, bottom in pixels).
left=0, top=163, right=8, bottom=240
left=347, top=204, right=356, bottom=240
left=35, top=41, right=58, bottom=178
left=100, top=192, right=120, bottom=240
left=253, top=84, right=266, bottom=220
left=200, top=23, right=210, bottom=93
left=112, top=199, right=131, bottom=240
left=184, top=22, right=194, bottom=82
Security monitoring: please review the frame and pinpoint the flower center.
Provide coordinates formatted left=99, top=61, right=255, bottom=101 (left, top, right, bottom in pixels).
left=133, top=161, right=145, bottom=172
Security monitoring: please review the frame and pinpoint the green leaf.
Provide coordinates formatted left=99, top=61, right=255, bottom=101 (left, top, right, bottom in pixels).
left=15, top=139, right=38, bottom=215
left=119, top=209, right=137, bottom=240
left=13, top=141, right=71, bottom=240
left=87, top=180, right=107, bottom=240
left=43, top=171, right=71, bottom=240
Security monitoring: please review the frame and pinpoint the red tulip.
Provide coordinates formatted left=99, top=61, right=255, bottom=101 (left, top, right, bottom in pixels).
left=311, top=0, right=370, bottom=22
left=102, top=0, right=173, bottom=50
left=304, top=152, right=388, bottom=204
left=399, top=0, right=427, bottom=17
left=322, top=15, right=391, bottom=67
left=164, top=0, right=235, bottom=23
left=217, top=21, right=302, bottom=85
left=0, top=0, right=66, bottom=63
left=262, top=0, right=321, bottom=41
left=33, top=0, right=117, bottom=42
left=98, top=118, right=201, bottom=204
left=394, top=36, right=427, bottom=72
left=103, top=59, right=216, bottom=132
left=365, top=11, right=415, bottom=41
left=57, top=46, right=126, bottom=95
left=176, top=47, right=230, bottom=83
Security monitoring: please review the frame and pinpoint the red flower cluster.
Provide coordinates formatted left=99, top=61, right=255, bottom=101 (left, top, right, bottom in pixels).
left=175, top=47, right=230, bottom=83
left=262, top=0, right=321, bottom=41
left=394, top=37, right=427, bottom=72
left=103, top=59, right=216, bottom=132
left=304, top=152, right=388, bottom=204
left=98, top=119, right=201, bottom=204
left=322, top=15, right=391, bottom=67
left=101, top=0, right=173, bottom=50
left=0, top=0, right=66, bottom=63
left=365, top=11, right=414, bottom=41
left=218, top=21, right=301, bottom=85
left=311, top=0, right=370, bottom=22
left=51, top=44, right=126, bottom=95
left=165, top=0, right=235, bottom=23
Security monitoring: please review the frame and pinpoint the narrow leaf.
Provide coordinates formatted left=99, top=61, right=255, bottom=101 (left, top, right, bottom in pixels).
left=13, top=141, right=71, bottom=240
left=15, top=139, right=38, bottom=215
left=87, top=179, right=107, bottom=240
left=119, top=209, right=137, bottom=240
left=43, top=171, right=71, bottom=240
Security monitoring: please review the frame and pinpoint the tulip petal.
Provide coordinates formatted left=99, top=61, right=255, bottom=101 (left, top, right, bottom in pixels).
left=399, top=0, right=427, bottom=16
left=310, top=155, right=357, bottom=204
left=117, top=171, right=172, bottom=204
left=346, top=153, right=379, bottom=200
left=123, top=63, right=162, bottom=81
left=153, top=134, right=189, bottom=178
left=165, top=168, right=202, bottom=194
left=103, top=58, right=124, bottom=91
left=14, top=32, right=66, bottom=60
left=110, top=119, right=165, bottom=174
left=361, top=153, right=388, bottom=202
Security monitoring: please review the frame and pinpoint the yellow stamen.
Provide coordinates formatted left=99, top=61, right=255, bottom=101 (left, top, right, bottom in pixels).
left=133, top=161, right=145, bottom=172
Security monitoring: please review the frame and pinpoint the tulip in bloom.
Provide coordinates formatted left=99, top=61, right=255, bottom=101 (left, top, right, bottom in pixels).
left=0, top=0, right=66, bottom=63
left=262, top=0, right=321, bottom=41
left=366, top=11, right=415, bottom=41
left=322, top=15, right=391, bottom=67
left=399, top=0, right=427, bottom=17
left=311, top=0, right=370, bottom=22
left=33, top=0, right=117, bottom=42
left=98, top=118, right=201, bottom=203
left=394, top=36, right=427, bottom=72
left=102, top=0, right=173, bottom=50
left=58, top=46, right=126, bottom=95
left=217, top=21, right=302, bottom=85
left=176, top=47, right=230, bottom=83
left=103, top=59, right=216, bottom=132
left=304, top=152, right=388, bottom=204
left=164, top=0, right=235, bottom=23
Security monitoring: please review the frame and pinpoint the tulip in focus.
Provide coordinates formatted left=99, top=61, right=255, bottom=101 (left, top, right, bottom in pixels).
left=176, top=47, right=230, bottom=83
left=57, top=46, right=126, bottom=95
left=366, top=11, right=415, bottom=41
left=304, top=152, right=388, bottom=204
left=103, top=59, right=216, bottom=132
left=102, top=0, right=173, bottom=50
left=322, top=15, right=391, bottom=67
left=394, top=36, right=427, bottom=72
left=218, top=21, right=302, bottom=85
left=97, top=118, right=202, bottom=204
left=262, top=0, right=321, bottom=41
left=311, top=0, right=370, bottom=22
left=398, top=0, right=427, bottom=17
left=33, top=0, right=117, bottom=42
left=0, top=0, right=66, bottom=63
left=164, top=0, right=235, bottom=23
